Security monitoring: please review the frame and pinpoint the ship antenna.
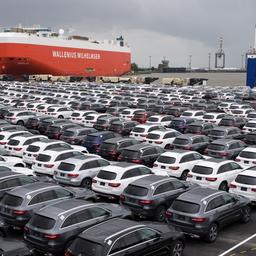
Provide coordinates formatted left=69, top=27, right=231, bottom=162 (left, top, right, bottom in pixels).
left=254, top=24, right=256, bottom=53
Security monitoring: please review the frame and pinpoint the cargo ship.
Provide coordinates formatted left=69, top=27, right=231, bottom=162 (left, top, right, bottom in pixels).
left=0, top=26, right=131, bottom=78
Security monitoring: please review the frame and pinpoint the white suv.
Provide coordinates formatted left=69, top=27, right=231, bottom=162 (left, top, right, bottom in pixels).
left=146, top=115, right=173, bottom=127
left=242, top=120, right=256, bottom=133
left=54, top=155, right=110, bottom=188
left=235, top=146, right=256, bottom=168
left=92, top=162, right=152, bottom=199
left=5, top=110, right=36, bottom=125
left=0, top=155, right=25, bottom=168
left=187, top=158, right=243, bottom=191
left=202, top=112, right=226, bottom=125
left=32, top=148, right=86, bottom=176
left=130, top=124, right=163, bottom=142
left=180, top=110, right=205, bottom=121
left=120, top=108, right=144, bottom=121
left=46, top=105, right=73, bottom=118
left=152, top=150, right=205, bottom=180
left=68, top=110, right=96, bottom=125
left=5, top=134, right=48, bottom=157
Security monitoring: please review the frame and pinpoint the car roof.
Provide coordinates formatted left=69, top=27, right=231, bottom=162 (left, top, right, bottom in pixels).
left=103, top=137, right=135, bottom=143
left=124, top=143, right=158, bottom=151
left=0, top=171, right=23, bottom=180
left=210, top=139, right=239, bottom=144
left=160, top=150, right=197, bottom=157
left=130, top=175, right=173, bottom=187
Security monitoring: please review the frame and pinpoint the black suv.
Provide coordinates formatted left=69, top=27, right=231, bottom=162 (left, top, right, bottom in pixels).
left=109, top=120, right=139, bottom=136
left=66, top=218, right=185, bottom=256
left=121, top=175, right=198, bottom=221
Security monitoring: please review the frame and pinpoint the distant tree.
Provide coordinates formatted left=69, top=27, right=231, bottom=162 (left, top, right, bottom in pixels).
left=131, top=62, right=139, bottom=72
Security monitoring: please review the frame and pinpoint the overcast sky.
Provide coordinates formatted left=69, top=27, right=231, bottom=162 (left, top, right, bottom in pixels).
left=1, top=0, right=255, bottom=68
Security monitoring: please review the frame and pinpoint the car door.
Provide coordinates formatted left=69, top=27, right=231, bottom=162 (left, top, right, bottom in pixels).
left=141, top=148, right=154, bottom=165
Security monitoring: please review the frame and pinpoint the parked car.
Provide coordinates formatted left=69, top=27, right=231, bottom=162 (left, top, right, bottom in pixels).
left=0, top=182, right=96, bottom=227
left=168, top=117, right=195, bottom=133
left=108, top=120, right=139, bottom=136
left=121, top=175, right=198, bottom=221
left=208, top=126, right=243, bottom=141
left=202, top=113, right=227, bottom=125
left=180, top=110, right=205, bottom=120
left=242, top=120, right=256, bottom=133
left=5, top=110, right=37, bottom=126
left=25, top=116, right=52, bottom=130
left=235, top=146, right=256, bottom=168
left=92, top=163, right=153, bottom=199
left=24, top=200, right=131, bottom=255
left=187, top=158, right=243, bottom=191
left=38, top=118, right=68, bottom=134
left=46, top=105, right=73, bottom=119
left=118, top=144, right=165, bottom=167
left=68, top=110, right=96, bottom=125
left=54, top=155, right=109, bottom=188
left=120, top=108, right=144, bottom=120
left=146, top=115, right=174, bottom=127
left=83, top=113, right=111, bottom=128
left=166, top=187, right=250, bottom=242
left=45, top=122, right=80, bottom=139
left=185, top=121, right=216, bottom=135
left=219, top=116, right=246, bottom=129
left=93, top=116, right=120, bottom=131
left=205, top=139, right=246, bottom=159
left=65, top=218, right=185, bottom=256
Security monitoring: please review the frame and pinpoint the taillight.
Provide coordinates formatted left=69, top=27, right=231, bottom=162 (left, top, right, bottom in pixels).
left=13, top=210, right=27, bottom=215
left=120, top=194, right=125, bottom=200
left=169, top=166, right=179, bottom=170
left=191, top=217, right=207, bottom=223
left=219, top=152, right=228, bottom=157
left=44, top=234, right=61, bottom=240
left=67, top=173, right=79, bottom=178
left=252, top=161, right=256, bottom=164
left=44, top=164, right=54, bottom=168
left=131, top=159, right=141, bottom=163
left=14, top=147, right=22, bottom=151
left=165, top=211, right=173, bottom=217
left=229, top=184, right=237, bottom=188
left=155, top=141, right=163, bottom=144
left=251, top=188, right=256, bottom=192
left=206, top=177, right=217, bottom=182
left=108, top=183, right=121, bottom=187
left=0, top=141, right=6, bottom=145
left=139, top=199, right=154, bottom=205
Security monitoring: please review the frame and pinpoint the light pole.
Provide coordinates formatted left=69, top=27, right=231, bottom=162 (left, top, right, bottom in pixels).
left=149, top=56, right=152, bottom=70
left=241, top=54, right=244, bottom=70
left=188, top=55, right=192, bottom=70
left=208, top=53, right=211, bottom=71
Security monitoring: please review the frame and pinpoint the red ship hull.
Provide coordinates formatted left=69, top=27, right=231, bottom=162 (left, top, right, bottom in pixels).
left=0, top=43, right=131, bottom=77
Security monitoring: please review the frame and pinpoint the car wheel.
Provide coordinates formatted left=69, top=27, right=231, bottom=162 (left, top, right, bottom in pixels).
left=58, top=115, right=64, bottom=119
left=219, top=181, right=228, bottom=191
left=81, top=178, right=92, bottom=189
left=155, top=205, right=166, bottom=222
left=17, top=120, right=24, bottom=126
left=170, top=240, right=184, bottom=256
left=241, top=206, right=251, bottom=223
left=204, top=223, right=218, bottom=243
left=165, top=144, right=171, bottom=149
left=180, top=170, right=189, bottom=180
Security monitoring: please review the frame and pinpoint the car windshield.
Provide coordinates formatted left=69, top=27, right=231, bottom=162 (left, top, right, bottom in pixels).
left=239, top=151, right=256, bottom=159
left=207, top=144, right=225, bottom=151
left=85, top=116, right=95, bottom=120
left=58, top=162, right=76, bottom=172
left=157, top=155, right=176, bottom=164
left=173, top=138, right=189, bottom=145
left=132, top=127, right=145, bottom=133
left=37, top=154, right=51, bottom=162
left=26, top=145, right=40, bottom=153
left=172, top=200, right=200, bottom=213
left=97, top=170, right=117, bottom=180
left=210, top=130, right=225, bottom=136
left=125, top=185, right=149, bottom=196
left=246, top=122, right=256, bottom=128
left=148, top=117, right=159, bottom=122
left=8, top=139, right=19, bottom=146
left=235, top=175, right=256, bottom=185
left=69, top=238, right=103, bottom=256
left=147, top=133, right=160, bottom=140
left=248, top=113, right=256, bottom=118
left=30, top=214, right=56, bottom=230
left=192, top=165, right=213, bottom=175
left=6, top=113, right=15, bottom=117
left=2, top=194, right=23, bottom=207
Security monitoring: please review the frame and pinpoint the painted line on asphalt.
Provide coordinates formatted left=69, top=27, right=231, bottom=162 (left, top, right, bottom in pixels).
left=219, top=233, right=256, bottom=256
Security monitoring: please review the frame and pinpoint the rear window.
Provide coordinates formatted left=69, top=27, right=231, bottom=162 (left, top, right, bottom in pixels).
left=235, top=175, right=256, bottom=185
left=147, top=133, right=160, bottom=140
left=26, top=145, right=40, bottom=153
left=100, top=142, right=116, bottom=150
left=30, top=214, right=56, bottom=230
left=58, top=162, right=76, bottom=172
left=246, top=122, right=256, bottom=128
left=97, top=170, right=117, bottom=180
left=85, top=116, right=95, bottom=120
left=182, top=112, right=192, bottom=117
left=157, top=155, right=176, bottom=164
left=148, top=117, right=159, bottom=122
left=122, top=110, right=131, bottom=115
left=97, top=119, right=107, bottom=125
left=47, top=108, right=55, bottom=112
left=132, top=127, right=145, bottom=133
left=8, top=139, right=19, bottom=146
left=173, top=138, right=189, bottom=145
left=247, top=113, right=256, bottom=118
left=192, top=165, right=213, bottom=175
left=210, top=130, right=225, bottom=136
left=125, top=185, right=149, bottom=196
left=203, top=114, right=214, bottom=120
left=172, top=200, right=200, bottom=213
left=6, top=113, right=14, bottom=117
left=62, top=131, right=75, bottom=137
left=232, top=110, right=242, bottom=114
left=220, top=119, right=234, bottom=125
left=71, top=112, right=80, bottom=117
left=239, top=151, right=256, bottom=159
left=2, top=194, right=23, bottom=207
left=207, top=144, right=225, bottom=151
left=121, top=149, right=140, bottom=158
left=37, top=154, right=51, bottom=162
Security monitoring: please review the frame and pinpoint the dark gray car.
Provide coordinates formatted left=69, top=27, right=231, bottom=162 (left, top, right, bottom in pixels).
left=166, top=187, right=250, bottom=242
left=24, top=199, right=131, bottom=255
left=0, top=182, right=96, bottom=227
left=208, top=126, right=243, bottom=141
left=121, top=175, right=198, bottom=222
left=205, top=139, right=246, bottom=159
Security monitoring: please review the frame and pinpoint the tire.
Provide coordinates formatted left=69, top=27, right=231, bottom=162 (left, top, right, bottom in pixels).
left=241, top=206, right=251, bottom=223
left=219, top=181, right=228, bottom=191
left=165, top=144, right=171, bottom=150
left=155, top=205, right=166, bottom=222
left=180, top=170, right=189, bottom=181
left=81, top=178, right=92, bottom=189
left=204, top=223, right=218, bottom=243
left=169, top=240, right=184, bottom=256
left=17, top=120, right=24, bottom=126
left=58, top=115, right=64, bottom=119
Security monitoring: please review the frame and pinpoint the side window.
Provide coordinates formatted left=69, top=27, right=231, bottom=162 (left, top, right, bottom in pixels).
left=29, top=190, right=56, bottom=205
left=217, top=163, right=231, bottom=174
left=97, top=159, right=109, bottom=167
left=193, top=153, right=203, bottom=160
left=153, top=182, right=174, bottom=195
left=0, top=178, right=21, bottom=190
left=148, top=127, right=159, bottom=132
left=142, top=148, right=155, bottom=156
left=180, top=154, right=194, bottom=163
left=193, top=138, right=201, bottom=144
left=79, top=130, right=88, bottom=136
left=163, top=132, right=175, bottom=139
left=18, top=176, right=35, bottom=185
left=88, top=207, right=109, bottom=218
left=229, top=143, right=238, bottom=150
left=61, top=209, right=91, bottom=228
left=54, top=189, right=73, bottom=198
left=137, top=228, right=160, bottom=242
left=172, top=180, right=185, bottom=190
left=138, top=167, right=152, bottom=175
left=55, top=152, right=72, bottom=161
left=206, top=196, right=225, bottom=212
left=119, top=141, right=131, bottom=148
left=121, top=168, right=140, bottom=179
left=230, top=162, right=241, bottom=170
left=222, top=194, right=236, bottom=205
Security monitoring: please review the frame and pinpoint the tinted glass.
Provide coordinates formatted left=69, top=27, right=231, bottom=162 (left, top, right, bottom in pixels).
left=203, top=115, right=214, bottom=119
left=71, top=112, right=80, bottom=117
left=8, top=139, right=19, bottom=146
left=58, top=162, right=76, bottom=172
left=68, top=239, right=103, bottom=256
left=235, top=174, right=256, bottom=185
left=220, top=119, right=234, bottom=125
left=210, top=130, right=225, bottom=136
left=110, top=124, right=122, bottom=129
left=100, top=142, right=116, bottom=151
left=125, top=185, right=148, bottom=196
left=37, top=154, right=51, bottom=162
left=121, top=149, right=140, bottom=158
left=148, top=117, right=159, bottom=122
left=47, top=108, right=55, bottom=112
left=2, top=194, right=23, bottom=206
left=182, top=112, right=192, bottom=117
left=173, top=138, right=189, bottom=145
left=186, top=125, right=201, bottom=132
left=246, top=123, right=256, bottom=128
left=157, top=155, right=176, bottom=164
left=207, top=144, right=225, bottom=151
left=97, top=170, right=117, bottom=180
left=147, top=133, right=160, bottom=140
left=171, top=120, right=184, bottom=125
left=30, top=214, right=55, bottom=230
left=239, top=151, right=256, bottom=159
left=172, top=200, right=200, bottom=213
left=62, top=131, right=75, bottom=137
left=26, top=145, right=40, bottom=153
left=132, top=127, right=145, bottom=133
left=192, top=165, right=213, bottom=174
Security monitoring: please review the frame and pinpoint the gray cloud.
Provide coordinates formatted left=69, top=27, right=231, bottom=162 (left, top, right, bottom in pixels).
left=0, top=0, right=255, bottom=67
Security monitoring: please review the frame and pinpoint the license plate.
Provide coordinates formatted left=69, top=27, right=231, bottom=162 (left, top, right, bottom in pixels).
left=60, top=173, right=65, bottom=177
left=196, top=177, right=202, bottom=180
left=177, top=215, right=185, bottom=220
left=100, top=182, right=105, bottom=186
left=244, top=161, right=249, bottom=164
left=38, top=163, right=42, bottom=167
left=241, top=187, right=247, bottom=191
left=161, top=166, right=166, bottom=169
left=149, top=141, right=152, bottom=143
left=28, top=154, right=31, bottom=157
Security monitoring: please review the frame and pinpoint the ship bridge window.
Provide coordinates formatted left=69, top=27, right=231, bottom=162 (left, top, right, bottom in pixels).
left=85, top=68, right=95, bottom=73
